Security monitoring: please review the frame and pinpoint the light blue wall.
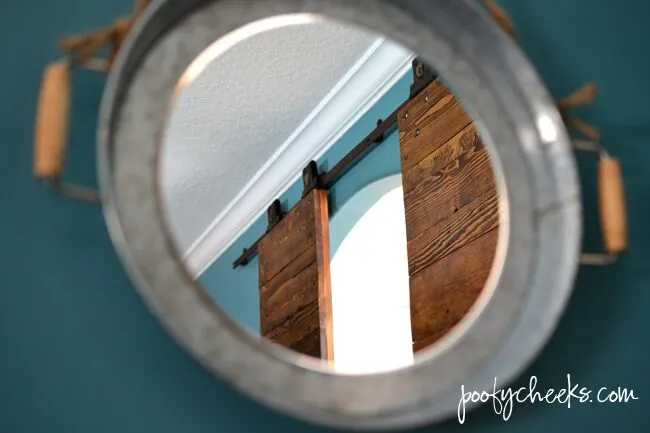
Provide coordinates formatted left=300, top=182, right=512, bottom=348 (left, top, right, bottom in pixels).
left=198, top=73, right=409, bottom=334
left=2, top=1, right=649, bottom=432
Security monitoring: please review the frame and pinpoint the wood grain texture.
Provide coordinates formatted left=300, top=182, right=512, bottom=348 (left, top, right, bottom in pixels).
left=399, top=80, right=452, bottom=133
left=259, top=247, right=317, bottom=333
left=402, top=123, right=479, bottom=195
left=34, top=61, right=70, bottom=179
left=409, top=229, right=499, bottom=352
left=402, top=126, right=496, bottom=242
left=407, top=189, right=499, bottom=276
left=599, top=157, right=628, bottom=253
left=399, top=89, right=473, bottom=173
left=257, top=189, right=333, bottom=360
left=313, top=189, right=334, bottom=362
left=258, top=194, right=316, bottom=286
left=397, top=79, right=499, bottom=353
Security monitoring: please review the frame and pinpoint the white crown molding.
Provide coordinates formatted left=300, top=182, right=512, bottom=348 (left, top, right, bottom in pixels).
left=184, top=37, right=415, bottom=276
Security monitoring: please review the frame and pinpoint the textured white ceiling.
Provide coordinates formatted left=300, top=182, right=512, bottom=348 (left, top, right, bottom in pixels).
left=160, top=20, right=378, bottom=253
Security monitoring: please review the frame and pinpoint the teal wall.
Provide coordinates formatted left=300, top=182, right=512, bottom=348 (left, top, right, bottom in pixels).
left=1, top=1, right=649, bottom=432
left=198, top=73, right=408, bottom=333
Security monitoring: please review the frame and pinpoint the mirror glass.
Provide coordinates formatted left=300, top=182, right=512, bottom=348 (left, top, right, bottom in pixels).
left=158, top=15, right=501, bottom=375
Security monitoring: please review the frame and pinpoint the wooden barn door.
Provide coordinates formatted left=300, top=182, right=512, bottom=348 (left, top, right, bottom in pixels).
left=257, top=189, right=334, bottom=361
left=398, top=79, right=500, bottom=352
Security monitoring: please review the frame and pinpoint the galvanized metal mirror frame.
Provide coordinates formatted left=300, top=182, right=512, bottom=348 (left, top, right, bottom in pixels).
left=98, top=0, right=582, bottom=429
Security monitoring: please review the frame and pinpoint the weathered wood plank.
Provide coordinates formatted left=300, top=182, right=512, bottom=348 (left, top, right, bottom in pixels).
left=290, top=327, right=321, bottom=359
left=260, top=254, right=317, bottom=333
left=398, top=80, right=452, bottom=133
left=398, top=79, right=500, bottom=353
left=399, top=88, right=473, bottom=173
left=410, top=228, right=499, bottom=352
left=260, top=245, right=315, bottom=304
left=262, top=297, right=321, bottom=357
left=258, top=193, right=316, bottom=286
left=407, top=189, right=499, bottom=276
left=402, top=123, right=478, bottom=195
left=313, top=189, right=334, bottom=362
left=403, top=137, right=496, bottom=241
left=257, top=189, right=333, bottom=360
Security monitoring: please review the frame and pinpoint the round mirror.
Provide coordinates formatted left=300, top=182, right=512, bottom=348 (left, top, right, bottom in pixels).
left=100, top=0, right=581, bottom=429
left=157, top=16, right=502, bottom=375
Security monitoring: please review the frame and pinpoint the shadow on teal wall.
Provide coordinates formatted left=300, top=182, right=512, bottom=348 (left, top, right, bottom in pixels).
left=1, top=1, right=649, bottom=432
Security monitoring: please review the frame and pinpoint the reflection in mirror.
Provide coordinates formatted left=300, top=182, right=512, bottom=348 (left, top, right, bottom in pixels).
left=158, top=15, right=501, bottom=374
left=329, top=178, right=413, bottom=374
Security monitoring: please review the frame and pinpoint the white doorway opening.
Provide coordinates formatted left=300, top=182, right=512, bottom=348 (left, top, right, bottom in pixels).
left=329, top=177, right=413, bottom=374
